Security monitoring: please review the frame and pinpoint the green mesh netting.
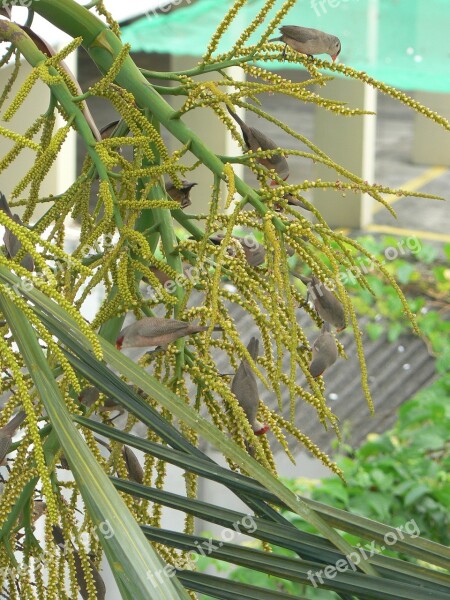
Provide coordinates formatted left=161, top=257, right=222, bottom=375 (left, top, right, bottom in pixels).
left=122, top=0, right=450, bottom=93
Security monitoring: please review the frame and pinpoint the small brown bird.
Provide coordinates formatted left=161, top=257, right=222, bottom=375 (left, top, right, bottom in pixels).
left=166, top=180, right=197, bottom=209
left=0, top=410, right=26, bottom=465
left=309, top=322, right=338, bottom=378
left=32, top=500, right=47, bottom=523
left=226, top=106, right=289, bottom=183
left=231, top=338, right=269, bottom=436
left=122, top=446, right=144, bottom=484
left=116, top=317, right=214, bottom=350
left=209, top=233, right=266, bottom=267
left=269, top=26, right=341, bottom=62
left=294, top=273, right=346, bottom=331
left=0, top=193, right=34, bottom=272
left=78, top=386, right=125, bottom=417
left=52, top=526, right=106, bottom=600
left=145, top=264, right=192, bottom=286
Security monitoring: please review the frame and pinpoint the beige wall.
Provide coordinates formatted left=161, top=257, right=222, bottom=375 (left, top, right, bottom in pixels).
left=0, top=54, right=76, bottom=221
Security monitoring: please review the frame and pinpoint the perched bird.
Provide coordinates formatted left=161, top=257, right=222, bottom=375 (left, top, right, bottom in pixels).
left=145, top=264, right=192, bottom=286
left=269, top=26, right=341, bottom=62
left=231, top=338, right=269, bottom=436
left=31, top=500, right=47, bottom=523
left=116, top=317, right=216, bottom=350
left=0, top=410, right=26, bottom=465
left=293, top=273, right=346, bottom=331
left=226, top=106, right=289, bottom=183
left=78, top=386, right=125, bottom=418
left=166, top=180, right=197, bottom=209
left=52, top=526, right=106, bottom=600
left=209, top=233, right=266, bottom=267
left=0, top=193, right=34, bottom=272
left=122, top=446, right=144, bottom=484
left=309, top=322, right=338, bottom=378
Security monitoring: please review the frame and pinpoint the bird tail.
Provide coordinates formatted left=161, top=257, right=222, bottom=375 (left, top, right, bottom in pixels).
left=291, top=271, right=310, bottom=285
left=0, top=191, right=13, bottom=217
left=268, top=36, right=282, bottom=43
left=182, top=182, right=197, bottom=191
left=246, top=336, right=259, bottom=360
left=225, top=104, right=245, bottom=129
left=190, top=325, right=222, bottom=334
left=3, top=410, right=26, bottom=434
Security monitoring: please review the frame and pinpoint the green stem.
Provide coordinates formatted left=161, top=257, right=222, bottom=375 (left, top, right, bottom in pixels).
left=0, top=20, right=123, bottom=229
left=28, top=0, right=285, bottom=233
left=140, top=53, right=258, bottom=81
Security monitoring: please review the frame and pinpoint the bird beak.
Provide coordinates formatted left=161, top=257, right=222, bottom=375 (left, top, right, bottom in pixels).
left=115, top=337, right=123, bottom=350
left=331, top=54, right=338, bottom=63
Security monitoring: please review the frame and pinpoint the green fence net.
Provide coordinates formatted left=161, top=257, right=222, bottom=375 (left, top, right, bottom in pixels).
left=122, top=0, right=450, bottom=92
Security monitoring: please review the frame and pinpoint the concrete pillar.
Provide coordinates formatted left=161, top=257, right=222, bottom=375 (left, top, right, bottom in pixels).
left=169, top=56, right=244, bottom=213
left=0, top=54, right=77, bottom=222
left=412, top=92, right=450, bottom=166
left=312, top=78, right=377, bottom=229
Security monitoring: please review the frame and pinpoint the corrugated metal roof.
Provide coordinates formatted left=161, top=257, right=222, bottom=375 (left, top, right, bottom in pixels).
left=182, top=290, right=436, bottom=457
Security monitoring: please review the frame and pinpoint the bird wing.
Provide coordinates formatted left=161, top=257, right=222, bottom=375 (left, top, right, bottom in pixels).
left=314, top=333, right=338, bottom=362
left=3, top=227, right=21, bottom=258
left=280, top=26, right=320, bottom=43
left=231, top=360, right=259, bottom=422
left=142, top=318, right=189, bottom=337
left=248, top=127, right=278, bottom=152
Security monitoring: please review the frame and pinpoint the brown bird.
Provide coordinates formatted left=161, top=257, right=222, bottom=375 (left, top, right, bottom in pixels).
left=231, top=337, right=269, bottom=436
left=0, top=193, right=34, bottom=272
left=309, top=322, right=338, bottom=378
left=166, top=180, right=197, bottom=209
left=116, top=317, right=215, bottom=350
left=293, top=273, right=346, bottom=331
left=0, top=410, right=26, bottom=465
left=31, top=500, right=47, bottom=523
left=226, top=106, right=289, bottom=183
left=145, top=264, right=193, bottom=286
left=269, top=26, right=341, bottom=62
left=52, top=526, right=106, bottom=600
left=78, top=386, right=125, bottom=418
left=122, top=446, right=144, bottom=484
left=209, top=233, right=266, bottom=267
